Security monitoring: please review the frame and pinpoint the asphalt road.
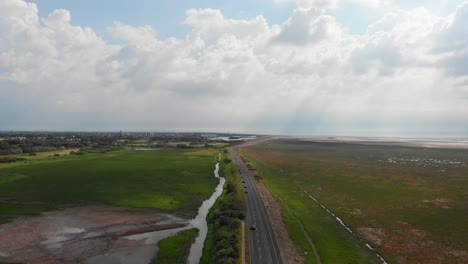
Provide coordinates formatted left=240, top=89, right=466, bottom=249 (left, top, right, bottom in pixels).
left=229, top=149, right=282, bottom=264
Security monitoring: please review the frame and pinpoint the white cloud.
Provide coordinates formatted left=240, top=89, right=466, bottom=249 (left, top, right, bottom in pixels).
left=430, top=1, right=468, bottom=78
left=274, top=0, right=339, bottom=10
left=0, top=0, right=467, bottom=135
left=272, top=8, right=343, bottom=45
left=275, top=0, right=393, bottom=11
left=183, top=8, right=269, bottom=43
left=348, top=0, right=393, bottom=9
left=109, top=22, right=159, bottom=48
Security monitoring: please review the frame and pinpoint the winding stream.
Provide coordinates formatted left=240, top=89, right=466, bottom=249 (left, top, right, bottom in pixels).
left=187, top=162, right=225, bottom=263
left=0, top=161, right=225, bottom=264
left=85, top=162, right=225, bottom=264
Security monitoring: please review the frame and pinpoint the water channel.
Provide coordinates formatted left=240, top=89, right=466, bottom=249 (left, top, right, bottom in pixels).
left=186, top=162, right=225, bottom=263
left=89, top=162, right=225, bottom=264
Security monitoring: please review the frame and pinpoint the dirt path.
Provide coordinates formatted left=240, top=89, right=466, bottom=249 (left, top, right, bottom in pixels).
left=254, top=180, right=304, bottom=264
left=275, top=195, right=322, bottom=264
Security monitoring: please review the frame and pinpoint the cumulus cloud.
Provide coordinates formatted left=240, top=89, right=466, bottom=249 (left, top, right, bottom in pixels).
left=274, top=0, right=339, bottom=10
left=348, top=0, right=393, bottom=10
left=183, top=8, right=269, bottom=42
left=431, top=2, right=468, bottom=77
left=434, top=1, right=468, bottom=52
left=272, top=8, right=345, bottom=45
left=0, top=0, right=467, bottom=136
left=275, top=0, right=392, bottom=10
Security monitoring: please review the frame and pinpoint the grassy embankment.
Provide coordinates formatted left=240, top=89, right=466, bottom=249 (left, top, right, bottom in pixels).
left=240, top=140, right=468, bottom=264
left=151, top=228, right=199, bottom=264
left=201, top=150, right=246, bottom=264
left=0, top=148, right=219, bottom=223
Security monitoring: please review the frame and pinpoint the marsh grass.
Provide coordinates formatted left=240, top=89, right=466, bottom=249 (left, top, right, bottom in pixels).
left=0, top=148, right=218, bottom=222
left=241, top=140, right=468, bottom=263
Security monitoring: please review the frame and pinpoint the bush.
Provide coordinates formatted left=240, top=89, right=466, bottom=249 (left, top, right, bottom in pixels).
left=202, top=152, right=246, bottom=264
left=0, top=157, right=26, bottom=163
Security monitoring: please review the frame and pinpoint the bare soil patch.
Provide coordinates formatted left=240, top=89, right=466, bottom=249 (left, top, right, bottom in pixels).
left=421, top=198, right=452, bottom=209
left=36, top=148, right=81, bottom=157
left=0, top=205, right=187, bottom=264
left=358, top=223, right=468, bottom=264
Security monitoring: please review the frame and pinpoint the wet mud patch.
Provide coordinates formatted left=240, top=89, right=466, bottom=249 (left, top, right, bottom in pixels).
left=0, top=205, right=188, bottom=264
left=359, top=224, right=468, bottom=264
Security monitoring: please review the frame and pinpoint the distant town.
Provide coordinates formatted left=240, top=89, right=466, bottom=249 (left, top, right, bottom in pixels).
left=0, top=131, right=259, bottom=157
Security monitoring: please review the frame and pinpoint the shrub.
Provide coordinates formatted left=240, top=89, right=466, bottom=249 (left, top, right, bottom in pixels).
left=0, top=157, right=26, bottom=163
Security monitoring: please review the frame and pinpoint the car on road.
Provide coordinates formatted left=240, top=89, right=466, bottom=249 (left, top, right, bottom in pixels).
left=244, top=190, right=248, bottom=193
left=250, top=224, right=257, bottom=230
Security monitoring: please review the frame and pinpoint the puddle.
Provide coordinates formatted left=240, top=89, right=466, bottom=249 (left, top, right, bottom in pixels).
left=0, top=206, right=185, bottom=263
left=62, top=227, right=85, bottom=234
left=0, top=163, right=224, bottom=264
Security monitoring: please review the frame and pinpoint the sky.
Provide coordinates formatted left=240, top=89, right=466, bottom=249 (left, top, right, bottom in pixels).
left=0, top=0, right=467, bottom=136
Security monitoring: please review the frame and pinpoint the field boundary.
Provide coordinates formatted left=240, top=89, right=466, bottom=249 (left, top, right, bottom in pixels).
left=274, top=193, right=322, bottom=264
left=298, top=186, right=388, bottom=264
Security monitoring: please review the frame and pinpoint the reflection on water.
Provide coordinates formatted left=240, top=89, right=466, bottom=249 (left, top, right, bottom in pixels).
left=187, top=162, right=225, bottom=264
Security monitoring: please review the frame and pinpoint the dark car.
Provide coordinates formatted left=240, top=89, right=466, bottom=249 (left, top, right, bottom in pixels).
left=250, top=225, right=257, bottom=230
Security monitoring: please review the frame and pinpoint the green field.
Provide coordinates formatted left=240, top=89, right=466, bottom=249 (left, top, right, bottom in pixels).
left=152, top=228, right=199, bottom=264
left=0, top=148, right=219, bottom=222
left=241, top=140, right=468, bottom=264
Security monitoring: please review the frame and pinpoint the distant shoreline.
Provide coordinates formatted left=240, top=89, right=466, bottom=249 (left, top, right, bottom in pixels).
left=287, top=136, right=468, bottom=149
